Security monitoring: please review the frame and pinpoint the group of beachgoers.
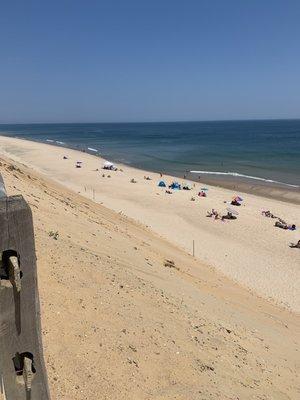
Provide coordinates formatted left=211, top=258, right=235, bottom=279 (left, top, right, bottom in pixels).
left=206, top=200, right=299, bottom=249
left=261, top=210, right=298, bottom=248
left=157, top=178, right=212, bottom=199
left=64, top=157, right=300, bottom=248
left=206, top=208, right=237, bottom=221
left=63, top=155, right=120, bottom=172
left=206, top=195, right=243, bottom=222
left=157, top=179, right=195, bottom=193
left=262, top=210, right=297, bottom=231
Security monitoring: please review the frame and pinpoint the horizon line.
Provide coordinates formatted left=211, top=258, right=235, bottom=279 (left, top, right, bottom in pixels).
left=0, top=117, right=300, bottom=125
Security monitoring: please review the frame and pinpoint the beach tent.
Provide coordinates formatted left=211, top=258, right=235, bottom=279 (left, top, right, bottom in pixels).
left=103, top=161, right=115, bottom=170
left=233, top=195, right=243, bottom=202
left=170, top=182, right=181, bottom=190
left=158, top=180, right=166, bottom=187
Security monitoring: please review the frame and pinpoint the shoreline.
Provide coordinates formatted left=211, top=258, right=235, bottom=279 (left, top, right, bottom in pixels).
left=191, top=176, right=300, bottom=205
left=0, top=135, right=299, bottom=313
left=44, top=139, right=300, bottom=205
left=4, top=133, right=300, bottom=205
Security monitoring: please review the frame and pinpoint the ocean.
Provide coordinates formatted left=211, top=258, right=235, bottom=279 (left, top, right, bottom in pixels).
left=0, top=120, right=299, bottom=187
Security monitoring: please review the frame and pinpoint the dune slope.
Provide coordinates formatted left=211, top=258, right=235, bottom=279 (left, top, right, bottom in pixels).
left=0, top=158, right=299, bottom=399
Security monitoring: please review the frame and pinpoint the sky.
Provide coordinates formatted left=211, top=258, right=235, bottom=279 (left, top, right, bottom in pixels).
left=0, top=0, right=300, bottom=123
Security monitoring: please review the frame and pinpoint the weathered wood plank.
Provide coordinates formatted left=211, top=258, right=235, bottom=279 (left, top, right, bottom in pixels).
left=0, top=175, right=6, bottom=199
left=0, top=190, right=50, bottom=399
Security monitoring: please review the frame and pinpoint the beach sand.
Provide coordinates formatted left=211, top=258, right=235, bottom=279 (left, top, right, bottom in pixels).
left=0, top=136, right=299, bottom=313
left=0, top=146, right=299, bottom=399
left=193, top=176, right=300, bottom=205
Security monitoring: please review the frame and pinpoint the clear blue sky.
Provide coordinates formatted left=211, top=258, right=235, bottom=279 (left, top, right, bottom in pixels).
left=0, top=0, right=299, bottom=123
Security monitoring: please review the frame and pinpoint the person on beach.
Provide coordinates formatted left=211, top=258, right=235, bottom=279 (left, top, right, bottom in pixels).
left=231, top=199, right=241, bottom=206
left=207, top=209, right=214, bottom=217
left=290, top=240, right=300, bottom=248
left=262, top=210, right=276, bottom=218
left=275, top=221, right=296, bottom=230
left=207, top=209, right=220, bottom=220
left=222, top=212, right=237, bottom=221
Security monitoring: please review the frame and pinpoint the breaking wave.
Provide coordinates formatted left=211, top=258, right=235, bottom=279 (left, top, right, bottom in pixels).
left=189, top=170, right=299, bottom=188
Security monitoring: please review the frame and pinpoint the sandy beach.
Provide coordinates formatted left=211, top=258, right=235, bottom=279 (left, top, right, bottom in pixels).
left=0, top=135, right=299, bottom=313
left=0, top=139, right=299, bottom=399
left=193, top=176, right=300, bottom=205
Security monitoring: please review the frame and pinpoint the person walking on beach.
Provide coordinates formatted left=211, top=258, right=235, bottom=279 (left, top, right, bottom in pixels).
left=290, top=240, right=300, bottom=248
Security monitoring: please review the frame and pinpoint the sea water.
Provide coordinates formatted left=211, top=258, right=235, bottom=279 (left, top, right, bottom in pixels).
left=0, top=119, right=299, bottom=187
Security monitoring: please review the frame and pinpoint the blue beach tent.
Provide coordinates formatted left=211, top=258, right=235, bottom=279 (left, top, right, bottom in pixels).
left=170, top=182, right=181, bottom=190
left=158, top=180, right=166, bottom=187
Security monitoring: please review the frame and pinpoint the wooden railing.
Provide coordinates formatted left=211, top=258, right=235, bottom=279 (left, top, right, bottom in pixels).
left=0, top=174, right=50, bottom=399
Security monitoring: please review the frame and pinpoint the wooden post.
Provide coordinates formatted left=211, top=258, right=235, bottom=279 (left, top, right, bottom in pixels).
left=192, top=240, right=195, bottom=257
left=0, top=176, right=51, bottom=399
left=0, top=174, right=6, bottom=198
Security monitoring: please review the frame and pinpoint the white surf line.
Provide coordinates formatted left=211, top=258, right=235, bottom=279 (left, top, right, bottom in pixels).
left=190, top=170, right=299, bottom=188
